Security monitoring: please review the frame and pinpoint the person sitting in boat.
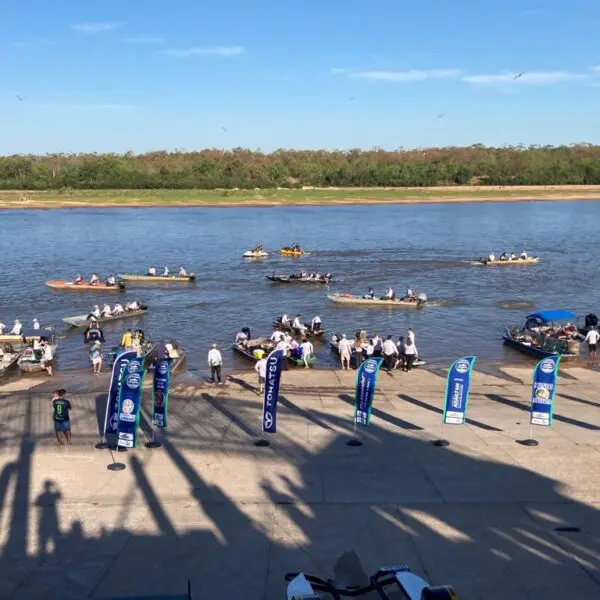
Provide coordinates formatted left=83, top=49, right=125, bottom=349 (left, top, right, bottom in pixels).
left=163, top=266, right=169, bottom=277
left=113, top=303, right=125, bottom=315
left=271, top=329, right=286, bottom=343
left=178, top=266, right=187, bottom=277
left=10, top=319, right=23, bottom=336
left=292, top=243, right=300, bottom=252
left=300, top=271, right=308, bottom=278
left=126, top=300, right=140, bottom=312
left=281, top=314, right=290, bottom=326
left=488, top=252, right=495, bottom=262
left=324, top=273, right=332, bottom=281
left=235, top=329, right=249, bottom=345
left=90, top=273, right=100, bottom=286
left=499, top=252, right=508, bottom=261
left=520, top=250, right=528, bottom=259
left=148, top=265, right=157, bottom=276
left=311, top=315, right=322, bottom=331
left=406, top=288, right=415, bottom=300
left=510, top=252, right=517, bottom=260
left=365, top=287, right=375, bottom=299
left=293, top=314, right=306, bottom=333
left=106, top=274, right=117, bottom=287
left=385, top=287, right=395, bottom=300
left=74, top=274, right=84, bottom=285
left=91, top=305, right=101, bottom=319
left=0, top=321, right=5, bottom=334
left=289, top=338, right=301, bottom=358
left=102, top=303, right=112, bottom=317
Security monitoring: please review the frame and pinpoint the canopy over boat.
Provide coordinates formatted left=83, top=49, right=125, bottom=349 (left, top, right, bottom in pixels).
left=527, top=310, right=576, bottom=323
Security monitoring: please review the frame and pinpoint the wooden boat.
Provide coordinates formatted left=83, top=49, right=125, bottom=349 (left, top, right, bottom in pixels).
left=232, top=338, right=274, bottom=362
left=46, top=280, right=125, bottom=291
left=330, top=335, right=426, bottom=369
left=243, top=250, right=269, bottom=258
left=0, top=334, right=41, bottom=344
left=0, top=345, right=22, bottom=377
left=327, top=293, right=427, bottom=308
left=503, top=310, right=580, bottom=360
left=273, top=320, right=326, bottom=340
left=118, top=273, right=196, bottom=283
left=473, top=257, right=539, bottom=266
left=63, top=307, right=148, bottom=328
left=145, top=341, right=187, bottom=374
left=267, top=274, right=332, bottom=285
left=18, top=344, right=57, bottom=373
left=279, top=247, right=304, bottom=257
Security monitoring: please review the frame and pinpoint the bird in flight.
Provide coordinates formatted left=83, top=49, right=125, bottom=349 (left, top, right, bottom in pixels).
left=221, top=126, right=228, bottom=132
left=513, top=72, right=525, bottom=80
left=437, top=113, right=446, bottom=119
left=15, top=94, right=24, bottom=101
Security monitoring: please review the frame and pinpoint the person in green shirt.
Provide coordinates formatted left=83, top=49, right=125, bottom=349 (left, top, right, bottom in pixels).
left=52, top=389, right=72, bottom=445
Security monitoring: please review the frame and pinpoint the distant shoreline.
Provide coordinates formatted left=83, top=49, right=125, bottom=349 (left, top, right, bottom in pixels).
left=2, top=185, right=600, bottom=209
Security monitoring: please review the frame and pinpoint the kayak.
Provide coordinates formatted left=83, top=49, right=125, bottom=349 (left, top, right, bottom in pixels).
left=46, top=280, right=125, bottom=291
left=473, top=257, right=539, bottom=266
left=327, top=294, right=427, bottom=308
left=62, top=307, right=148, bottom=328
left=279, top=248, right=304, bottom=257
left=118, top=273, right=196, bottom=283
left=243, top=250, right=269, bottom=258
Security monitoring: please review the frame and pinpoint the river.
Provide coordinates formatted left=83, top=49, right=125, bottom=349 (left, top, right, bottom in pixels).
left=0, top=201, right=597, bottom=374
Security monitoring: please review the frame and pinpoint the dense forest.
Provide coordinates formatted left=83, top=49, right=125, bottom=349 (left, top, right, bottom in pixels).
left=1, top=145, right=600, bottom=189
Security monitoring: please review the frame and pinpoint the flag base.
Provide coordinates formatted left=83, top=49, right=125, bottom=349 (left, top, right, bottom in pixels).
left=95, top=441, right=110, bottom=450
left=111, top=445, right=128, bottom=453
left=432, top=439, right=450, bottom=447
left=254, top=438, right=270, bottom=447
left=518, top=438, right=539, bottom=447
left=107, top=462, right=126, bottom=471
left=145, top=441, right=162, bottom=449
left=346, top=438, right=363, bottom=447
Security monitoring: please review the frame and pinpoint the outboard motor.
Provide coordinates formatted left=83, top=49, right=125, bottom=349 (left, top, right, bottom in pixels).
left=585, top=313, right=598, bottom=329
left=417, top=293, right=427, bottom=306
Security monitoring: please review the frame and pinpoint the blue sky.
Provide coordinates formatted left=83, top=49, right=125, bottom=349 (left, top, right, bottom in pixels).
left=2, top=0, right=600, bottom=153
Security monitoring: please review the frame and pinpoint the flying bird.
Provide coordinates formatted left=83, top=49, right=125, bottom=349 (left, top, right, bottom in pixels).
left=221, top=126, right=228, bottom=132
left=15, top=94, right=24, bottom=101
left=437, top=113, right=446, bottom=119
left=513, top=72, right=525, bottom=80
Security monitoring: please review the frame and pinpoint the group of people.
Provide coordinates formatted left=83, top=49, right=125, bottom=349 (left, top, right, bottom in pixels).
left=279, top=313, right=321, bottom=333
left=87, top=300, right=143, bottom=321
left=147, top=266, right=189, bottom=277
left=269, top=328, right=315, bottom=368
left=74, top=273, right=118, bottom=287
left=487, top=251, right=528, bottom=262
left=364, top=287, right=417, bottom=301
left=295, top=271, right=332, bottom=282
left=336, top=329, right=419, bottom=372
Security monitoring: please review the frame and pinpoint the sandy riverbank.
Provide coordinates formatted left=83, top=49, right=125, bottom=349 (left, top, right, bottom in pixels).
left=2, top=185, right=600, bottom=209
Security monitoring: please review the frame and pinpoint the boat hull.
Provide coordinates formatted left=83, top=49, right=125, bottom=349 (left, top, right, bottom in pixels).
left=232, top=339, right=273, bottom=363
left=502, top=335, right=577, bottom=360
left=63, top=308, right=148, bottom=328
left=327, top=294, right=426, bottom=308
left=287, top=354, right=317, bottom=367
left=267, top=275, right=331, bottom=284
left=118, top=274, right=196, bottom=283
left=0, top=352, right=21, bottom=377
left=46, top=280, right=125, bottom=291
left=474, top=257, right=539, bottom=266
left=18, top=344, right=57, bottom=373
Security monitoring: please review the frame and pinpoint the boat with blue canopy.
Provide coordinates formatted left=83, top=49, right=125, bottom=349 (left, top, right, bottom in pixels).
left=503, top=309, right=580, bottom=359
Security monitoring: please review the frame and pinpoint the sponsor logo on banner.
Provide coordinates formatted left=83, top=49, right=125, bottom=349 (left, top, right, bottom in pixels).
left=116, top=357, right=146, bottom=447
left=103, top=350, right=137, bottom=436
left=152, top=358, right=171, bottom=428
left=262, top=349, right=285, bottom=434
left=354, top=357, right=384, bottom=427
left=530, top=355, right=560, bottom=427
left=443, top=356, right=476, bottom=425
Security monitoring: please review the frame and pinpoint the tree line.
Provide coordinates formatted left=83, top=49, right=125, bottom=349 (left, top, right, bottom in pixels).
left=1, top=144, right=600, bottom=189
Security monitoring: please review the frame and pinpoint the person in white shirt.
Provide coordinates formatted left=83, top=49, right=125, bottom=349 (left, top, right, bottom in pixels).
left=510, top=252, right=516, bottom=260
left=488, top=252, right=495, bottom=262
left=520, top=250, right=528, bottom=260
left=407, top=328, right=415, bottom=344
left=207, top=343, right=223, bottom=384
left=0, top=321, right=5, bottom=334
left=406, top=288, right=415, bottom=300
left=275, top=339, right=290, bottom=355
left=311, top=315, right=321, bottom=331
left=113, top=303, right=124, bottom=315
left=235, top=330, right=248, bottom=344
left=163, top=266, right=169, bottom=277
left=126, top=300, right=140, bottom=312
left=338, top=334, right=352, bottom=370
left=148, top=266, right=157, bottom=276
left=385, top=287, right=395, bottom=300
left=271, top=330, right=285, bottom=343
left=42, top=341, right=54, bottom=376
left=292, top=314, right=305, bottom=333
left=92, top=305, right=101, bottom=319
left=90, top=273, right=99, bottom=286
left=255, top=358, right=267, bottom=393
left=403, top=337, right=417, bottom=372
left=33, top=318, right=40, bottom=330
left=300, top=338, right=314, bottom=369
left=372, top=334, right=382, bottom=357
left=584, top=327, right=600, bottom=360
left=382, top=335, right=399, bottom=371
left=10, top=320, right=23, bottom=335
left=365, top=340, right=375, bottom=357
left=106, top=274, right=117, bottom=287
left=178, top=266, right=187, bottom=277
left=102, top=304, right=112, bottom=317
left=281, top=314, right=290, bottom=326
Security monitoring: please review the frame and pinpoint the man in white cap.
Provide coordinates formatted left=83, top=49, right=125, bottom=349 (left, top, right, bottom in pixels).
left=208, top=343, right=223, bottom=385
left=33, top=318, right=40, bottom=330
left=10, top=319, right=23, bottom=335
left=338, top=334, right=352, bottom=370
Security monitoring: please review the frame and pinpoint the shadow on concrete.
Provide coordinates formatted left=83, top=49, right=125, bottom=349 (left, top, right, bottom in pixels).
left=1, top=391, right=600, bottom=599
left=557, top=392, right=600, bottom=409
left=339, top=393, right=423, bottom=431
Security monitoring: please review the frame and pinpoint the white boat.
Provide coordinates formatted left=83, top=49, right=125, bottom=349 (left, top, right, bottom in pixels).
left=243, top=250, right=269, bottom=258
left=62, top=307, right=148, bottom=328
left=327, top=293, right=427, bottom=308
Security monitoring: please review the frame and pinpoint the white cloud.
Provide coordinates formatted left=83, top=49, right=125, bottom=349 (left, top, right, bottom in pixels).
left=160, top=45, right=244, bottom=58
left=71, top=22, right=123, bottom=34
left=591, top=66, right=600, bottom=74
left=122, top=35, right=164, bottom=44
left=349, top=69, right=461, bottom=82
left=462, top=71, right=588, bottom=86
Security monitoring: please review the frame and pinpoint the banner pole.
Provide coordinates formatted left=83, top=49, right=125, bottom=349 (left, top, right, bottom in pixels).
left=107, top=447, right=126, bottom=471
left=347, top=413, right=362, bottom=446
left=146, top=423, right=162, bottom=449
left=521, top=422, right=539, bottom=447
left=433, top=421, right=450, bottom=447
